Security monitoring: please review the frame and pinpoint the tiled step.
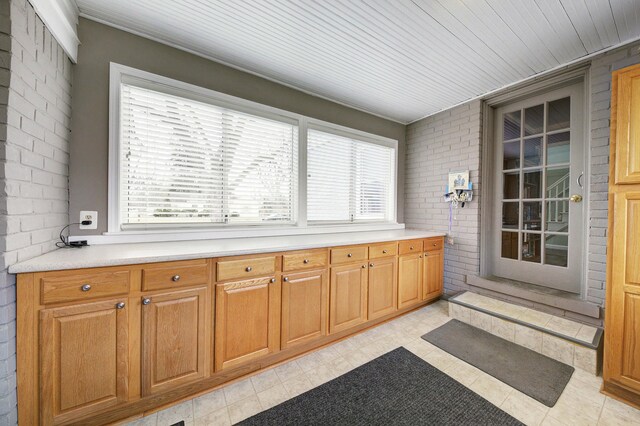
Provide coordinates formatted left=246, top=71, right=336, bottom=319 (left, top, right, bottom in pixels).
left=448, top=291, right=603, bottom=375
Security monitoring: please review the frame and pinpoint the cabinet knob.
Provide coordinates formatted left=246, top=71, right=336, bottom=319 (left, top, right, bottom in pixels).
left=433, top=243, right=437, bottom=246
left=362, top=264, right=367, bottom=268
left=410, top=246, right=414, bottom=250
left=303, top=259, right=309, bottom=264
left=142, top=298, right=151, bottom=305
left=347, top=253, right=353, bottom=258
left=115, top=302, right=125, bottom=309
left=81, top=284, right=91, bottom=292
left=172, top=275, right=180, bottom=282
left=382, top=250, right=388, bottom=254
left=270, top=278, right=276, bottom=283
left=419, top=255, right=423, bottom=258
left=283, top=277, right=289, bottom=282
left=424, top=252, right=428, bottom=256
left=245, top=266, right=252, bottom=272
left=369, top=263, right=374, bottom=267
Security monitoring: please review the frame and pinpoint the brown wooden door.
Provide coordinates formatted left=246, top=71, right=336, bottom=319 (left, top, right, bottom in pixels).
left=423, top=250, right=444, bottom=301
left=141, top=287, right=209, bottom=396
left=398, top=254, right=422, bottom=309
left=281, top=269, right=328, bottom=349
left=329, top=263, right=368, bottom=334
left=604, top=63, right=640, bottom=406
left=368, top=257, right=397, bottom=320
left=40, top=299, right=128, bottom=425
left=215, top=277, right=281, bottom=371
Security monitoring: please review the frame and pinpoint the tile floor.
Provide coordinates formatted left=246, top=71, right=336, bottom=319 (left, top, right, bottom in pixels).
left=126, top=301, right=640, bottom=426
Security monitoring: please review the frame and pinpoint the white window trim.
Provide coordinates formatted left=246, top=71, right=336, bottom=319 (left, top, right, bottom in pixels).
left=105, top=63, right=400, bottom=244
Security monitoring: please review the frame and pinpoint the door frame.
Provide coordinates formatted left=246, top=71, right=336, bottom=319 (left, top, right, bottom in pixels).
left=479, top=67, right=591, bottom=297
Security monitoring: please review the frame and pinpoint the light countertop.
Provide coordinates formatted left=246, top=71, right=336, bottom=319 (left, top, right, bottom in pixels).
left=9, top=229, right=445, bottom=274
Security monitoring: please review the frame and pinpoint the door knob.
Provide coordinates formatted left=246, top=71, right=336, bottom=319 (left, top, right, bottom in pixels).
left=569, top=194, right=583, bottom=203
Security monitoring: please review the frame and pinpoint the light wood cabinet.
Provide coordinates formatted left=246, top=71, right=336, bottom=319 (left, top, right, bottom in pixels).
left=329, top=263, right=368, bottom=334
left=398, top=253, right=422, bottom=309
left=604, top=63, right=640, bottom=409
left=141, top=287, right=209, bottom=395
left=423, top=250, right=444, bottom=301
left=40, top=299, right=129, bottom=425
left=368, top=257, right=397, bottom=320
left=281, top=269, right=328, bottom=348
left=215, top=276, right=281, bottom=371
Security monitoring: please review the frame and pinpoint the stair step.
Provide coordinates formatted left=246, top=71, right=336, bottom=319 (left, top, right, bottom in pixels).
left=448, top=291, right=603, bottom=375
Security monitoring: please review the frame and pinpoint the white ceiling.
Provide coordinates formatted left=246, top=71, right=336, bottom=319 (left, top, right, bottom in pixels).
left=76, top=0, right=640, bottom=124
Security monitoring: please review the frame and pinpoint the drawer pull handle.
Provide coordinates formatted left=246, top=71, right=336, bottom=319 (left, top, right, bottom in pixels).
left=433, top=243, right=437, bottom=246
left=347, top=253, right=353, bottom=258
left=382, top=250, right=388, bottom=254
left=270, top=278, right=276, bottom=283
left=81, top=284, right=91, bottom=292
left=172, top=275, right=181, bottom=282
left=246, top=266, right=252, bottom=272
left=369, top=263, right=374, bottom=267
left=303, top=259, right=310, bottom=264
left=142, top=298, right=151, bottom=305
left=283, top=277, right=289, bottom=282
left=116, top=302, right=125, bottom=309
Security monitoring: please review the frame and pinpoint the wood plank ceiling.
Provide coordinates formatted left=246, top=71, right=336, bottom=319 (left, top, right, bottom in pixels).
left=76, top=0, right=640, bottom=123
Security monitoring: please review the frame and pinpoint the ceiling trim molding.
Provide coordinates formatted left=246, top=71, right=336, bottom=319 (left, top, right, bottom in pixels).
left=78, top=13, right=408, bottom=125
left=29, top=0, right=80, bottom=63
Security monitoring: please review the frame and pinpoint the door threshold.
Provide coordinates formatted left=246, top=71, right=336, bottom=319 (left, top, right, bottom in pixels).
left=465, top=275, right=600, bottom=319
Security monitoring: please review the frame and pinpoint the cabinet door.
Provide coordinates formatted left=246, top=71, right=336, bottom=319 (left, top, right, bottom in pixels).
left=281, top=270, right=328, bottom=349
left=141, top=287, right=208, bottom=396
left=423, top=250, right=444, bottom=301
left=398, top=254, right=422, bottom=309
left=329, top=263, right=368, bottom=334
left=215, top=277, right=280, bottom=371
left=368, top=257, right=397, bottom=320
left=612, top=65, right=640, bottom=184
left=40, top=299, right=128, bottom=425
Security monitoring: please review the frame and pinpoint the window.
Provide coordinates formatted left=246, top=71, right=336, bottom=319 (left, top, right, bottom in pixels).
left=110, top=64, right=398, bottom=235
left=307, top=128, right=395, bottom=223
left=119, top=83, right=297, bottom=228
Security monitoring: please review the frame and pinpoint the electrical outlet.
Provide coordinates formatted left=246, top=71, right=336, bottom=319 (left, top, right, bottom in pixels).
left=79, top=211, right=98, bottom=230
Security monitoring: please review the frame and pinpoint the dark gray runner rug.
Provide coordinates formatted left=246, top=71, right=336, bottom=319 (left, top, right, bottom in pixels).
left=422, top=319, right=574, bottom=407
left=239, top=347, right=522, bottom=425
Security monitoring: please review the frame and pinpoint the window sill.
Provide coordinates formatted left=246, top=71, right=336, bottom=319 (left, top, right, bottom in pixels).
left=70, top=222, right=406, bottom=245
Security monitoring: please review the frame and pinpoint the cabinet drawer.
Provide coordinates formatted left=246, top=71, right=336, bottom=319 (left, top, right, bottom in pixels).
left=399, top=240, right=423, bottom=255
left=217, top=256, right=276, bottom=282
left=330, top=246, right=368, bottom=264
left=283, top=250, right=328, bottom=272
left=142, top=260, right=210, bottom=291
left=41, top=270, right=130, bottom=304
left=369, top=242, right=398, bottom=259
left=424, top=237, right=444, bottom=252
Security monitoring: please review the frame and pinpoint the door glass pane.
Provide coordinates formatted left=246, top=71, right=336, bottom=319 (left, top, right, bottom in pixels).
left=503, top=141, right=520, bottom=169
left=547, top=97, right=570, bottom=131
left=501, top=231, right=518, bottom=259
left=523, top=170, right=541, bottom=198
left=523, top=137, right=542, bottom=167
left=504, top=172, right=520, bottom=199
left=524, top=104, right=544, bottom=135
left=546, top=167, right=570, bottom=198
left=523, top=201, right=541, bottom=231
left=546, top=200, right=569, bottom=232
left=545, top=234, right=568, bottom=267
left=504, top=111, right=521, bottom=140
left=521, top=233, right=541, bottom=263
left=502, top=202, right=519, bottom=229
left=547, top=132, right=570, bottom=164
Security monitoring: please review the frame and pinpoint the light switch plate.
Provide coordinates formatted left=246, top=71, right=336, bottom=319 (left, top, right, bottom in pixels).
left=79, top=211, right=98, bottom=230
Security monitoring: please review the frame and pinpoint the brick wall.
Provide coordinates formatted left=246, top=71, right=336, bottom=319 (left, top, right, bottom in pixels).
left=404, top=101, right=483, bottom=294
left=0, top=0, right=72, bottom=422
left=404, top=41, right=640, bottom=316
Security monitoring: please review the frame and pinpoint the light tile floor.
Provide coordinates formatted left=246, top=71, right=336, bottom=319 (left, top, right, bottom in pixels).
left=126, top=301, right=640, bottom=426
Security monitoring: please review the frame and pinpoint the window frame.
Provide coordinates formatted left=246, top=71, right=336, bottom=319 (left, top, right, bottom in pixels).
left=108, top=63, right=398, bottom=237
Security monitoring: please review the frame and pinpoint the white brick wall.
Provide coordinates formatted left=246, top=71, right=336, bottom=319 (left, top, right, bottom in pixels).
left=0, top=0, right=72, bottom=423
left=404, top=41, right=640, bottom=316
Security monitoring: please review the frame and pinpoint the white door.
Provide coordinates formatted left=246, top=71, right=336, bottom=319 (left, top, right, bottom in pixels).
left=492, top=83, right=584, bottom=293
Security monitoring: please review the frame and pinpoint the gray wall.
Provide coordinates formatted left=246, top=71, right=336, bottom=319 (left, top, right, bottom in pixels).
left=69, top=18, right=407, bottom=236
left=404, top=41, right=640, bottom=323
left=0, top=0, right=73, bottom=422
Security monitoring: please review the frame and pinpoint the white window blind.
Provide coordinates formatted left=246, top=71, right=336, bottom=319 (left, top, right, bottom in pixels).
left=119, top=83, right=297, bottom=228
left=307, top=129, right=394, bottom=223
